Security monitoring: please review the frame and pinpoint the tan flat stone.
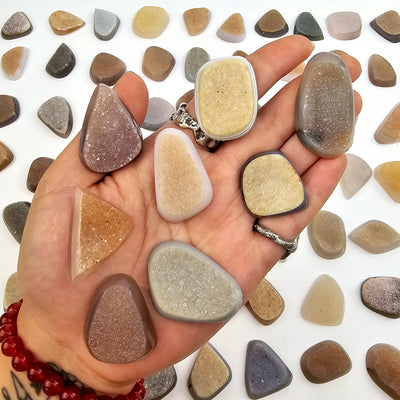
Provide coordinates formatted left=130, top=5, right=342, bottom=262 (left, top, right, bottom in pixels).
left=1, top=46, right=28, bottom=80
left=370, top=10, right=400, bottom=43
left=49, top=10, right=85, bottom=35
left=375, top=103, right=400, bottom=144
left=132, top=6, right=169, bottom=39
left=368, top=54, right=396, bottom=87
left=3, top=272, right=20, bottom=310
left=90, top=52, right=126, bottom=86
left=374, top=161, right=400, bottom=202
left=0, top=141, right=13, bottom=171
left=183, top=8, right=211, bottom=36
left=142, top=46, right=175, bottom=82
left=217, top=13, right=245, bottom=43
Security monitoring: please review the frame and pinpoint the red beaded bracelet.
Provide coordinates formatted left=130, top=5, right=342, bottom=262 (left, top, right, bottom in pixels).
left=0, top=300, right=146, bottom=400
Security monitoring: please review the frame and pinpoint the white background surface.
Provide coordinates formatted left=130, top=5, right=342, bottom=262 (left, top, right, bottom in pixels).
left=1, top=1, right=400, bottom=399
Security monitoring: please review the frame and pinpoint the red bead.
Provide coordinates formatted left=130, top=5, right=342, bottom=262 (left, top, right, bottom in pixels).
left=7, top=301, right=22, bottom=314
left=81, top=391, right=98, bottom=400
left=126, top=393, right=140, bottom=400
left=42, top=373, right=64, bottom=396
left=0, top=324, right=17, bottom=342
left=130, top=381, right=146, bottom=399
left=0, top=311, right=18, bottom=326
left=98, top=396, right=113, bottom=400
left=114, top=396, right=127, bottom=400
left=27, top=361, right=49, bottom=383
left=12, top=348, right=33, bottom=371
left=1, top=335, right=23, bottom=356
left=60, top=384, right=81, bottom=400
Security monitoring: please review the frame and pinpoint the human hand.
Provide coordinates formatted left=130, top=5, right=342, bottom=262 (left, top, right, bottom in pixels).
left=15, top=35, right=362, bottom=395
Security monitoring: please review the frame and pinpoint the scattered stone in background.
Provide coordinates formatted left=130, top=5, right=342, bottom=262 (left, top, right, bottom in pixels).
left=142, top=46, right=175, bottom=82
left=294, top=11, right=324, bottom=41
left=0, top=142, right=14, bottom=171
left=331, top=49, right=349, bottom=57
left=185, top=47, right=210, bottom=83
left=148, top=241, right=242, bottom=323
left=281, top=62, right=305, bottom=82
left=1, top=11, right=32, bottom=39
left=340, top=154, right=372, bottom=199
left=245, top=340, right=292, bottom=399
left=349, top=220, right=400, bottom=254
left=0, top=95, right=20, bottom=128
left=1, top=47, right=29, bottom=80
left=368, top=54, right=396, bottom=87
left=307, top=210, right=346, bottom=259
left=132, top=6, right=169, bottom=38
left=37, top=96, right=73, bottom=138
left=94, top=8, right=120, bottom=41
left=46, top=43, right=76, bottom=78
left=188, top=343, right=231, bottom=400
left=176, top=89, right=194, bottom=109
left=296, top=52, right=354, bottom=157
left=144, top=366, right=177, bottom=400
left=217, top=13, right=246, bottom=43
left=246, top=278, right=285, bottom=325
left=374, top=161, right=400, bottom=203
left=255, top=9, right=288, bottom=38
left=90, top=52, right=126, bottom=86
left=232, top=50, right=248, bottom=58
left=301, top=274, right=345, bottom=326
left=370, top=10, right=400, bottom=43
left=183, top=8, right=211, bottom=36
left=48, top=10, right=85, bottom=35
left=26, top=157, right=54, bottom=192
left=142, top=97, right=174, bottom=131
left=301, top=340, right=352, bottom=383
left=325, top=11, right=362, bottom=40
left=361, top=276, right=400, bottom=318
left=366, top=343, right=400, bottom=399
left=3, top=272, right=20, bottom=311
left=375, top=103, right=400, bottom=144
left=2, top=201, right=31, bottom=243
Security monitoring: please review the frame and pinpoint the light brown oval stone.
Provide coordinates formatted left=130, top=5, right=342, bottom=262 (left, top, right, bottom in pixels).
left=132, top=6, right=169, bottom=39
left=0, top=141, right=13, bottom=171
left=1, top=46, right=28, bottom=80
left=183, top=8, right=211, bottom=36
left=301, top=340, right=352, bottom=383
left=349, top=220, right=400, bottom=254
left=368, top=54, right=396, bottom=87
left=366, top=343, right=400, bottom=399
left=307, top=210, right=346, bottom=259
left=374, top=161, right=400, bottom=203
left=49, top=10, right=85, bottom=35
left=0, top=95, right=19, bottom=127
left=301, top=274, right=345, bottom=326
left=340, top=154, right=372, bottom=199
left=375, top=103, right=400, bottom=144
left=217, top=13, right=245, bottom=43
left=90, top=52, right=126, bottom=86
left=370, top=10, right=400, bottom=43
left=142, top=46, right=175, bottom=82
left=26, top=157, right=53, bottom=192
left=246, top=279, right=284, bottom=325
left=255, top=9, right=288, bottom=38
left=3, top=272, right=20, bottom=310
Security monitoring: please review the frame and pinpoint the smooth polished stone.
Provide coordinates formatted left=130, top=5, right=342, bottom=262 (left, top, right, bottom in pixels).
left=217, top=13, right=246, bottom=43
left=185, top=47, right=210, bottom=83
left=368, top=54, right=396, bottom=87
left=366, top=344, right=400, bottom=399
left=37, top=96, right=72, bottom=138
left=142, top=46, right=175, bottom=82
left=246, top=278, right=285, bottom=325
left=281, top=62, right=305, bottom=82
left=375, top=161, right=400, bottom=202
left=3, top=272, right=20, bottom=311
left=154, top=128, right=212, bottom=222
left=241, top=151, right=307, bottom=217
left=301, top=274, right=345, bottom=326
left=132, top=6, right=169, bottom=39
left=46, top=43, right=76, bottom=78
left=375, top=103, right=400, bottom=144
left=142, top=97, right=174, bottom=131
left=296, top=52, right=354, bottom=158
left=307, top=210, right=346, bottom=259
left=184, top=8, right=211, bottom=36
left=301, top=340, right=352, bottom=383
left=0, top=95, right=19, bottom=128
left=176, top=89, right=194, bottom=109
left=196, top=56, right=257, bottom=140
left=349, top=220, right=400, bottom=254
left=370, top=10, right=400, bottom=43
left=2, top=201, right=30, bottom=243
left=255, top=9, right=288, bottom=38
left=144, top=366, right=177, bottom=400
left=148, top=241, right=242, bottom=322
left=326, top=12, right=362, bottom=40
left=1, top=47, right=28, bottom=80
left=90, top=52, right=126, bottom=86
left=294, top=12, right=324, bottom=41
left=0, top=142, right=14, bottom=171
left=79, top=84, right=142, bottom=173
left=340, top=154, right=372, bottom=199
left=26, top=157, right=54, bottom=192
left=1, top=12, right=32, bottom=39
left=232, top=50, right=248, bottom=58
left=71, top=189, right=132, bottom=279
left=49, top=10, right=85, bottom=35
left=188, top=343, right=231, bottom=400
left=85, top=274, right=156, bottom=364
left=245, top=340, right=292, bottom=399
left=94, top=9, right=120, bottom=41
left=362, top=276, right=400, bottom=318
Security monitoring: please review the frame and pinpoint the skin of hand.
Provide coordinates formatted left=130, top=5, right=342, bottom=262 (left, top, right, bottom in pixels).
left=13, top=35, right=362, bottom=395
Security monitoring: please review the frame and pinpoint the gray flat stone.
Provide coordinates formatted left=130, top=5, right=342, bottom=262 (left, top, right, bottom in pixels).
left=185, top=47, right=210, bottom=83
left=144, top=366, right=177, bottom=400
left=38, top=96, right=72, bottom=138
left=294, top=12, right=324, bottom=41
left=142, top=97, right=174, bottom=131
left=94, top=9, right=120, bottom=40
left=1, top=12, right=32, bottom=39
left=26, top=157, right=54, bottom=192
left=46, top=43, right=76, bottom=78
left=326, top=11, right=362, bottom=40
left=340, top=154, right=372, bottom=199
left=2, top=201, right=30, bottom=243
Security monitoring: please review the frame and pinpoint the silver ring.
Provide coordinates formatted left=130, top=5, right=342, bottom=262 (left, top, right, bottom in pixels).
left=253, top=221, right=299, bottom=260
left=170, top=103, right=221, bottom=151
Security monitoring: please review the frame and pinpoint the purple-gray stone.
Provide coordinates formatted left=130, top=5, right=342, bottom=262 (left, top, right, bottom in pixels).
left=94, top=9, right=120, bottom=41
left=1, top=12, right=32, bottom=39
left=142, top=97, right=175, bottom=131
left=2, top=201, right=30, bottom=243
left=144, top=366, right=177, bottom=400
left=185, top=47, right=210, bottom=83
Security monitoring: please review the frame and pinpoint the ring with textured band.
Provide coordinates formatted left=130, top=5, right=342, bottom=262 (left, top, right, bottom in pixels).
left=253, top=221, right=299, bottom=260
